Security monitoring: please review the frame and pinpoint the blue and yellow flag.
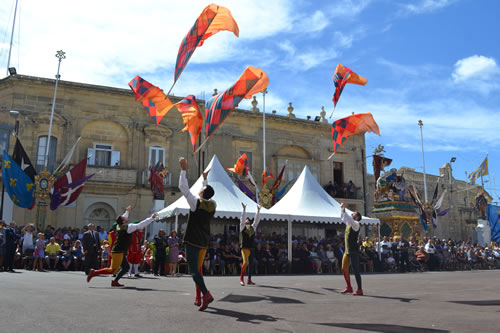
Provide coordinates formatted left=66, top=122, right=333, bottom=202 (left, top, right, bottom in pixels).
left=487, top=204, right=500, bottom=242
left=468, top=156, right=488, bottom=184
left=2, top=151, right=35, bottom=208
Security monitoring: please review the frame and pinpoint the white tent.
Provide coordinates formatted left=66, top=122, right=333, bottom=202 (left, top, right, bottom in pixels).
left=262, top=165, right=379, bottom=261
left=264, top=165, right=379, bottom=225
left=157, top=155, right=267, bottom=227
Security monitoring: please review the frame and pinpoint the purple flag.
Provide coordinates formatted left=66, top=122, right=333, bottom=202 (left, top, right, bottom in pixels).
left=236, top=178, right=256, bottom=202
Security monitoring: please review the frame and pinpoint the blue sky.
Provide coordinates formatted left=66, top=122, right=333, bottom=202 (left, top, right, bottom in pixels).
left=1, top=0, right=499, bottom=201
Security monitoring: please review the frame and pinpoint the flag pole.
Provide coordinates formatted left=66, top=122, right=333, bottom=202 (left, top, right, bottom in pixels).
left=44, top=50, right=66, bottom=170
left=6, top=0, right=18, bottom=76
left=262, top=89, right=268, bottom=172
left=328, top=152, right=336, bottom=161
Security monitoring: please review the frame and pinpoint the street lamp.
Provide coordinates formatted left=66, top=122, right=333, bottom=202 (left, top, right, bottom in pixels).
left=418, top=120, right=428, bottom=203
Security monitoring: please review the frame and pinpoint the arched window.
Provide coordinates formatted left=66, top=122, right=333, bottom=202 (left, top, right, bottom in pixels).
left=36, top=136, right=57, bottom=172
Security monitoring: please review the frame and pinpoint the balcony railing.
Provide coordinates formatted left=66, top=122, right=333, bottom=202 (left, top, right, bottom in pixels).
left=86, top=166, right=137, bottom=185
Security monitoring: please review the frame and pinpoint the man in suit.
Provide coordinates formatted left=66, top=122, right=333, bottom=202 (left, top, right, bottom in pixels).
left=4, top=221, right=20, bottom=272
left=82, top=223, right=100, bottom=275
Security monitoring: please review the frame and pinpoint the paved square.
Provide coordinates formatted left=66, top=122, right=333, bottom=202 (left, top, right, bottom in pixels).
left=1, top=270, right=499, bottom=332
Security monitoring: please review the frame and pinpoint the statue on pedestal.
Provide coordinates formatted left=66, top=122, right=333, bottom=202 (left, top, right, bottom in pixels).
left=149, top=161, right=168, bottom=200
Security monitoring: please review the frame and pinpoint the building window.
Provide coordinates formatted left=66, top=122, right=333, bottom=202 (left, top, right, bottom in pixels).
left=239, top=151, right=253, bottom=172
left=87, top=144, right=120, bottom=167
left=333, top=161, right=343, bottom=187
left=149, top=146, right=165, bottom=167
left=36, top=136, right=57, bottom=172
left=0, top=127, right=11, bottom=164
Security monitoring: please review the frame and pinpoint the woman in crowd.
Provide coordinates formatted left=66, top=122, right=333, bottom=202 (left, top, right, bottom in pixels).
left=168, top=230, right=180, bottom=276
left=33, top=232, right=45, bottom=272
left=309, top=245, right=321, bottom=274
left=72, top=239, right=84, bottom=271
left=60, top=238, right=73, bottom=270
left=21, top=224, right=36, bottom=269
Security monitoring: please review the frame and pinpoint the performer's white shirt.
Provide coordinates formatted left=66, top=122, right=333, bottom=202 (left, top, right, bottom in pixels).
left=121, top=209, right=155, bottom=234
left=179, top=170, right=214, bottom=212
left=240, top=208, right=261, bottom=231
left=341, top=211, right=360, bottom=232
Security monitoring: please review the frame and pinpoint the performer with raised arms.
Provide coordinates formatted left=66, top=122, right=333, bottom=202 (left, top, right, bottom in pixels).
left=179, top=157, right=216, bottom=311
left=239, top=202, right=262, bottom=286
left=86, top=206, right=158, bottom=287
left=340, top=201, right=364, bottom=296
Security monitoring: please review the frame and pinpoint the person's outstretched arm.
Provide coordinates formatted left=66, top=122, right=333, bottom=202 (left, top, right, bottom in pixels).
left=128, top=213, right=158, bottom=234
left=178, top=157, right=199, bottom=211
left=341, top=201, right=360, bottom=231
left=252, top=204, right=263, bottom=229
left=240, top=203, right=247, bottom=231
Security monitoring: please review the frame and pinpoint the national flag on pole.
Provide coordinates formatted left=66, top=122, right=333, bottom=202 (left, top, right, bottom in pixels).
left=204, top=66, right=269, bottom=144
left=487, top=204, right=500, bottom=242
left=12, top=138, right=37, bottom=182
left=173, top=4, right=239, bottom=86
left=129, top=76, right=174, bottom=125
left=2, top=151, right=35, bottom=208
left=261, top=170, right=273, bottom=187
left=53, top=137, right=81, bottom=178
left=176, top=95, right=203, bottom=152
left=331, top=113, right=380, bottom=154
left=270, top=162, right=287, bottom=194
left=50, top=158, right=94, bottom=210
left=226, top=154, right=249, bottom=178
left=331, top=64, right=368, bottom=111
left=236, top=177, right=256, bottom=202
left=468, top=156, right=488, bottom=184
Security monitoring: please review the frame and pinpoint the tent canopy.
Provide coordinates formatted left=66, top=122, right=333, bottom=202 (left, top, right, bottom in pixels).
left=158, top=155, right=267, bottom=220
left=262, top=165, right=379, bottom=225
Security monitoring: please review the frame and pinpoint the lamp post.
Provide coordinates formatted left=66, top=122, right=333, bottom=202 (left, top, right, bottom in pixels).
left=418, top=120, right=428, bottom=203
left=44, top=50, right=65, bottom=170
left=35, top=50, right=65, bottom=230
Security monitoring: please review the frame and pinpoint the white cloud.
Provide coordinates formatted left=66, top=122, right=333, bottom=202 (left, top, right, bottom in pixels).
left=294, top=10, right=329, bottom=33
left=402, top=0, right=457, bottom=14
left=452, top=55, right=500, bottom=82
left=327, top=0, right=373, bottom=18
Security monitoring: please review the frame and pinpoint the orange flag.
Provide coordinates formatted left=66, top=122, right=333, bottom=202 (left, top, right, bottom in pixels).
left=129, top=76, right=174, bottom=125
left=226, top=154, right=249, bottom=177
left=331, top=112, right=380, bottom=154
left=176, top=95, right=203, bottom=152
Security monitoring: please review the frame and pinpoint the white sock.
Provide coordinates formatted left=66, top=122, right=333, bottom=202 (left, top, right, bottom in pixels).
left=128, top=262, right=133, bottom=274
left=134, top=264, right=139, bottom=274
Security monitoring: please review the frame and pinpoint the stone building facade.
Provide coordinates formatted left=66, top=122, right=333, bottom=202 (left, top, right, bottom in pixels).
left=0, top=74, right=369, bottom=238
left=367, top=163, right=489, bottom=242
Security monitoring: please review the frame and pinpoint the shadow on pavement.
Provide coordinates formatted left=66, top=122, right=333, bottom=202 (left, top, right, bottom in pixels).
left=258, top=285, right=325, bottom=295
left=88, top=286, right=177, bottom=293
left=449, top=300, right=500, bottom=306
left=205, top=307, right=280, bottom=324
left=317, top=323, right=449, bottom=332
left=219, top=293, right=303, bottom=304
left=322, top=288, right=418, bottom=303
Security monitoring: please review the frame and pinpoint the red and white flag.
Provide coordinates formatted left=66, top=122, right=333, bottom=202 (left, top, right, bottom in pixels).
left=50, top=158, right=93, bottom=210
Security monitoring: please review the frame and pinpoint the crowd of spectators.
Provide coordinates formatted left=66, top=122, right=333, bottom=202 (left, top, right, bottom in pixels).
left=323, top=180, right=358, bottom=199
left=1, top=219, right=499, bottom=276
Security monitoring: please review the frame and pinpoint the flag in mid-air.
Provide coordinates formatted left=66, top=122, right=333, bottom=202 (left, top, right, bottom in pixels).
left=332, top=64, right=367, bottom=110
left=176, top=95, right=203, bottom=152
left=173, top=3, right=239, bottom=85
left=331, top=113, right=380, bottom=153
left=129, top=76, right=174, bottom=125
left=226, top=154, right=250, bottom=178
left=2, top=151, right=35, bottom=208
left=205, top=66, right=269, bottom=142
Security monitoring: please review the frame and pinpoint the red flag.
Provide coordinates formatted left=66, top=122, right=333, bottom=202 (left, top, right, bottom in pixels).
left=331, top=113, right=380, bottom=154
left=226, top=154, right=249, bottom=177
left=270, top=162, right=287, bottom=194
left=176, top=95, right=203, bottom=152
left=50, top=158, right=93, bottom=210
